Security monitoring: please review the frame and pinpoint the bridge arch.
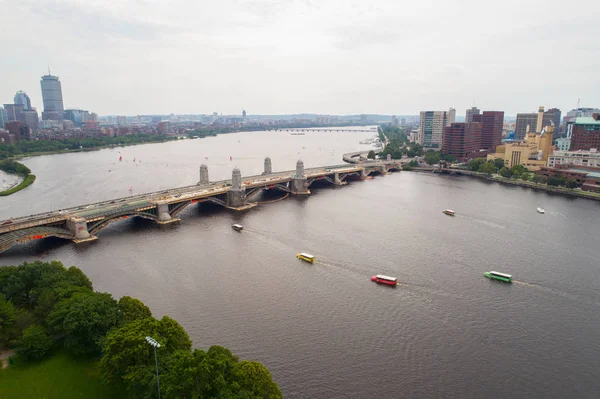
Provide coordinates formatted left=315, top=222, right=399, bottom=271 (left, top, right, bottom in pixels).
left=87, top=212, right=158, bottom=235
left=0, top=226, right=73, bottom=254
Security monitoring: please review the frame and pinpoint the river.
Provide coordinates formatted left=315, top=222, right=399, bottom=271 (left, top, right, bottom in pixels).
left=1, top=128, right=600, bottom=398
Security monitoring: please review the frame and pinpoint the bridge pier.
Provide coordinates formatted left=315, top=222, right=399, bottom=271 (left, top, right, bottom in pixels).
left=67, top=217, right=97, bottom=243
left=377, top=165, right=389, bottom=175
left=292, top=160, right=310, bottom=195
left=198, top=164, right=209, bottom=185
left=360, top=168, right=368, bottom=180
left=226, top=167, right=255, bottom=210
left=333, top=172, right=346, bottom=186
left=156, top=203, right=180, bottom=224
left=262, top=157, right=272, bottom=175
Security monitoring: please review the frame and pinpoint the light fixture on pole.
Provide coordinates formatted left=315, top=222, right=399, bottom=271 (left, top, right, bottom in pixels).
left=145, top=336, right=162, bottom=399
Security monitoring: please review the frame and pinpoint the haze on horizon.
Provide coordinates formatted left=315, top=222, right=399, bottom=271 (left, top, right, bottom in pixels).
left=1, top=0, right=598, bottom=116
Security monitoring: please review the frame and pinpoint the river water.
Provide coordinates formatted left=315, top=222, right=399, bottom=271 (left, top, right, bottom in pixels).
left=1, top=129, right=600, bottom=398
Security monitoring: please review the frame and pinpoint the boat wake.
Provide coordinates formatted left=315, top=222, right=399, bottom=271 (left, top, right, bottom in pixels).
left=513, top=280, right=600, bottom=307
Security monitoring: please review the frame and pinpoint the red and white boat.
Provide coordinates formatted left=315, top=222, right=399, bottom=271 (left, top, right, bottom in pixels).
left=371, top=275, right=398, bottom=286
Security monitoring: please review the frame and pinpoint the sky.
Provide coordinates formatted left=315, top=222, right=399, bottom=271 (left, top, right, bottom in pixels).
left=1, top=0, right=599, bottom=116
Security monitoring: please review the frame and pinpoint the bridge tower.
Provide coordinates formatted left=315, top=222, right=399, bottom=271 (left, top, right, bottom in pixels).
left=262, top=157, right=272, bottom=175
left=291, top=159, right=310, bottom=195
left=226, top=167, right=248, bottom=208
left=387, top=154, right=392, bottom=161
left=199, top=164, right=209, bottom=185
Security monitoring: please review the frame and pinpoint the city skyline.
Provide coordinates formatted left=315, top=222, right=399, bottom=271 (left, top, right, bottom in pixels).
left=1, top=0, right=598, bottom=116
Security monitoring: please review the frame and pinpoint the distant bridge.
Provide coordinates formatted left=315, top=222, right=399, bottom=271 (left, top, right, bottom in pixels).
left=0, top=156, right=406, bottom=254
left=277, top=128, right=378, bottom=133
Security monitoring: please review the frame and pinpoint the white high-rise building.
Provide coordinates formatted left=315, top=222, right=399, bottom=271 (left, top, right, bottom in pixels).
left=417, top=108, right=455, bottom=148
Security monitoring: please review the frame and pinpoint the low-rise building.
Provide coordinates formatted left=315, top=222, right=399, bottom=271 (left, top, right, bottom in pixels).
left=548, top=148, right=600, bottom=168
left=487, top=126, right=554, bottom=170
left=539, top=165, right=600, bottom=192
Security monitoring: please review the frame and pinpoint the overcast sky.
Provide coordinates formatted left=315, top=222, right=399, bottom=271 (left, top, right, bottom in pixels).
left=1, top=0, right=598, bottom=116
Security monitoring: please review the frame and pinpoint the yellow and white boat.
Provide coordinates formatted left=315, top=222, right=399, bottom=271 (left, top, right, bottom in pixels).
left=296, top=253, right=315, bottom=263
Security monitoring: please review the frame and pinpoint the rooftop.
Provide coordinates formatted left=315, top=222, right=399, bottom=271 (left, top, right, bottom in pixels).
left=574, top=117, right=600, bottom=125
left=565, top=169, right=600, bottom=179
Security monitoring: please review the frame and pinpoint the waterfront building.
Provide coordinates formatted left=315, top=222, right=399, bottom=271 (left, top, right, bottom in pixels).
left=442, top=122, right=481, bottom=161
left=40, top=73, right=64, bottom=120
left=487, top=126, right=554, bottom=170
left=548, top=148, right=600, bottom=168
left=14, top=90, right=32, bottom=110
left=418, top=108, right=455, bottom=148
left=465, top=106, right=480, bottom=124
left=539, top=165, right=600, bottom=192
left=569, top=114, right=600, bottom=151
left=472, top=111, right=504, bottom=150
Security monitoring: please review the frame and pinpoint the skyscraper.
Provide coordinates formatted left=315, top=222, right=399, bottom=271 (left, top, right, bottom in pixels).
left=40, top=73, right=64, bottom=120
left=14, top=91, right=32, bottom=110
left=472, top=111, right=504, bottom=150
left=418, top=108, right=455, bottom=148
left=0, top=106, right=6, bottom=128
left=465, top=106, right=480, bottom=124
left=3, top=104, right=25, bottom=123
left=442, top=122, right=482, bottom=161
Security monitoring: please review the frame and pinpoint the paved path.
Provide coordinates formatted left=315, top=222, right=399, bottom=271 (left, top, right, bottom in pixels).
left=0, top=349, right=15, bottom=368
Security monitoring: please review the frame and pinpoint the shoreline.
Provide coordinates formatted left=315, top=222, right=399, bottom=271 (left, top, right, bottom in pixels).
left=0, top=160, right=35, bottom=196
left=411, top=167, right=600, bottom=202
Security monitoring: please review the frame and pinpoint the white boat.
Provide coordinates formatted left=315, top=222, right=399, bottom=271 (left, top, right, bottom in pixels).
left=232, top=224, right=243, bottom=231
left=537, top=207, right=545, bottom=214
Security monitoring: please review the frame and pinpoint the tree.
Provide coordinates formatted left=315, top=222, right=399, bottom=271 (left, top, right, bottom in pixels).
left=100, top=316, right=191, bottom=390
left=533, top=175, right=548, bottom=184
left=0, top=294, right=17, bottom=346
left=510, top=164, right=527, bottom=177
left=424, top=151, right=441, bottom=165
left=520, top=173, right=531, bottom=181
left=493, top=158, right=505, bottom=170
left=566, top=179, right=579, bottom=189
left=499, top=167, right=512, bottom=178
left=547, top=176, right=565, bottom=186
left=478, top=161, right=497, bottom=175
left=118, top=296, right=152, bottom=325
left=61, top=292, right=121, bottom=355
left=367, top=150, right=376, bottom=159
left=442, top=154, right=457, bottom=163
left=14, top=324, right=54, bottom=360
left=469, top=158, right=486, bottom=171
left=232, top=360, right=283, bottom=399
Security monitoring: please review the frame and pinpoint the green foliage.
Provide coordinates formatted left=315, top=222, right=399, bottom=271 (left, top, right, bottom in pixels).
left=0, top=134, right=177, bottom=160
left=520, top=173, right=532, bottom=181
left=493, top=158, right=505, bottom=170
left=478, top=161, right=497, bottom=175
left=533, top=175, right=548, bottom=184
left=61, top=293, right=121, bottom=356
left=14, top=324, right=54, bottom=360
left=468, top=158, right=486, bottom=171
left=119, top=296, right=152, bottom=325
left=0, top=174, right=36, bottom=196
left=510, top=164, right=527, bottom=177
left=0, top=159, right=31, bottom=175
left=367, top=150, right=376, bottom=159
left=232, top=360, right=283, bottom=399
left=100, top=315, right=191, bottom=389
left=566, top=179, right=579, bottom=189
left=499, top=167, right=512, bottom=178
left=441, top=154, right=457, bottom=163
left=424, top=151, right=441, bottom=165
left=547, top=176, right=566, bottom=187
left=0, top=294, right=17, bottom=346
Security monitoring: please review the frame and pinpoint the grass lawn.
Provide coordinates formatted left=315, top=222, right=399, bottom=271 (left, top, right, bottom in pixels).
left=0, top=350, right=127, bottom=399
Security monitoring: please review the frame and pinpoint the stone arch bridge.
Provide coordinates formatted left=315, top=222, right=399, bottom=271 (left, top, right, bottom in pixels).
left=0, top=156, right=404, bottom=254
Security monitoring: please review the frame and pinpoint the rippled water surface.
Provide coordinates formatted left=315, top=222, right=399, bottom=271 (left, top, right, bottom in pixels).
left=1, top=129, right=600, bottom=398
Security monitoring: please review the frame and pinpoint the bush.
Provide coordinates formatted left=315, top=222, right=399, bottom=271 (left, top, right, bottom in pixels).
left=14, top=324, right=54, bottom=360
left=499, top=167, right=512, bottom=178
left=367, top=150, right=376, bottom=159
left=566, top=179, right=579, bottom=189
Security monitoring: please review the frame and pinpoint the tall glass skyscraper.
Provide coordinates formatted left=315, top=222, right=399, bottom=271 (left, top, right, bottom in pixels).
left=40, top=74, right=64, bottom=120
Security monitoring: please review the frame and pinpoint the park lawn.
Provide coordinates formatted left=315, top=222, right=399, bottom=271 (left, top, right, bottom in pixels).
left=0, top=350, right=127, bottom=399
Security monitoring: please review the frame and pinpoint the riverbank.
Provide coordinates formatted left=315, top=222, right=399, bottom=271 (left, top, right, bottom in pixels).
left=0, top=160, right=35, bottom=196
left=412, top=167, right=600, bottom=201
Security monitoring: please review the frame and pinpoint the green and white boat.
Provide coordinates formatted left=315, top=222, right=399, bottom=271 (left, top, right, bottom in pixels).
left=484, top=271, right=512, bottom=283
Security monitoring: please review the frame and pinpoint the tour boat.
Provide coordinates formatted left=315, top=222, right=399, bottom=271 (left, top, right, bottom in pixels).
left=483, top=271, right=512, bottom=283
left=537, top=207, right=545, bottom=214
left=443, top=209, right=455, bottom=216
left=232, top=224, right=243, bottom=232
left=371, top=275, right=398, bottom=286
left=296, top=253, right=315, bottom=263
